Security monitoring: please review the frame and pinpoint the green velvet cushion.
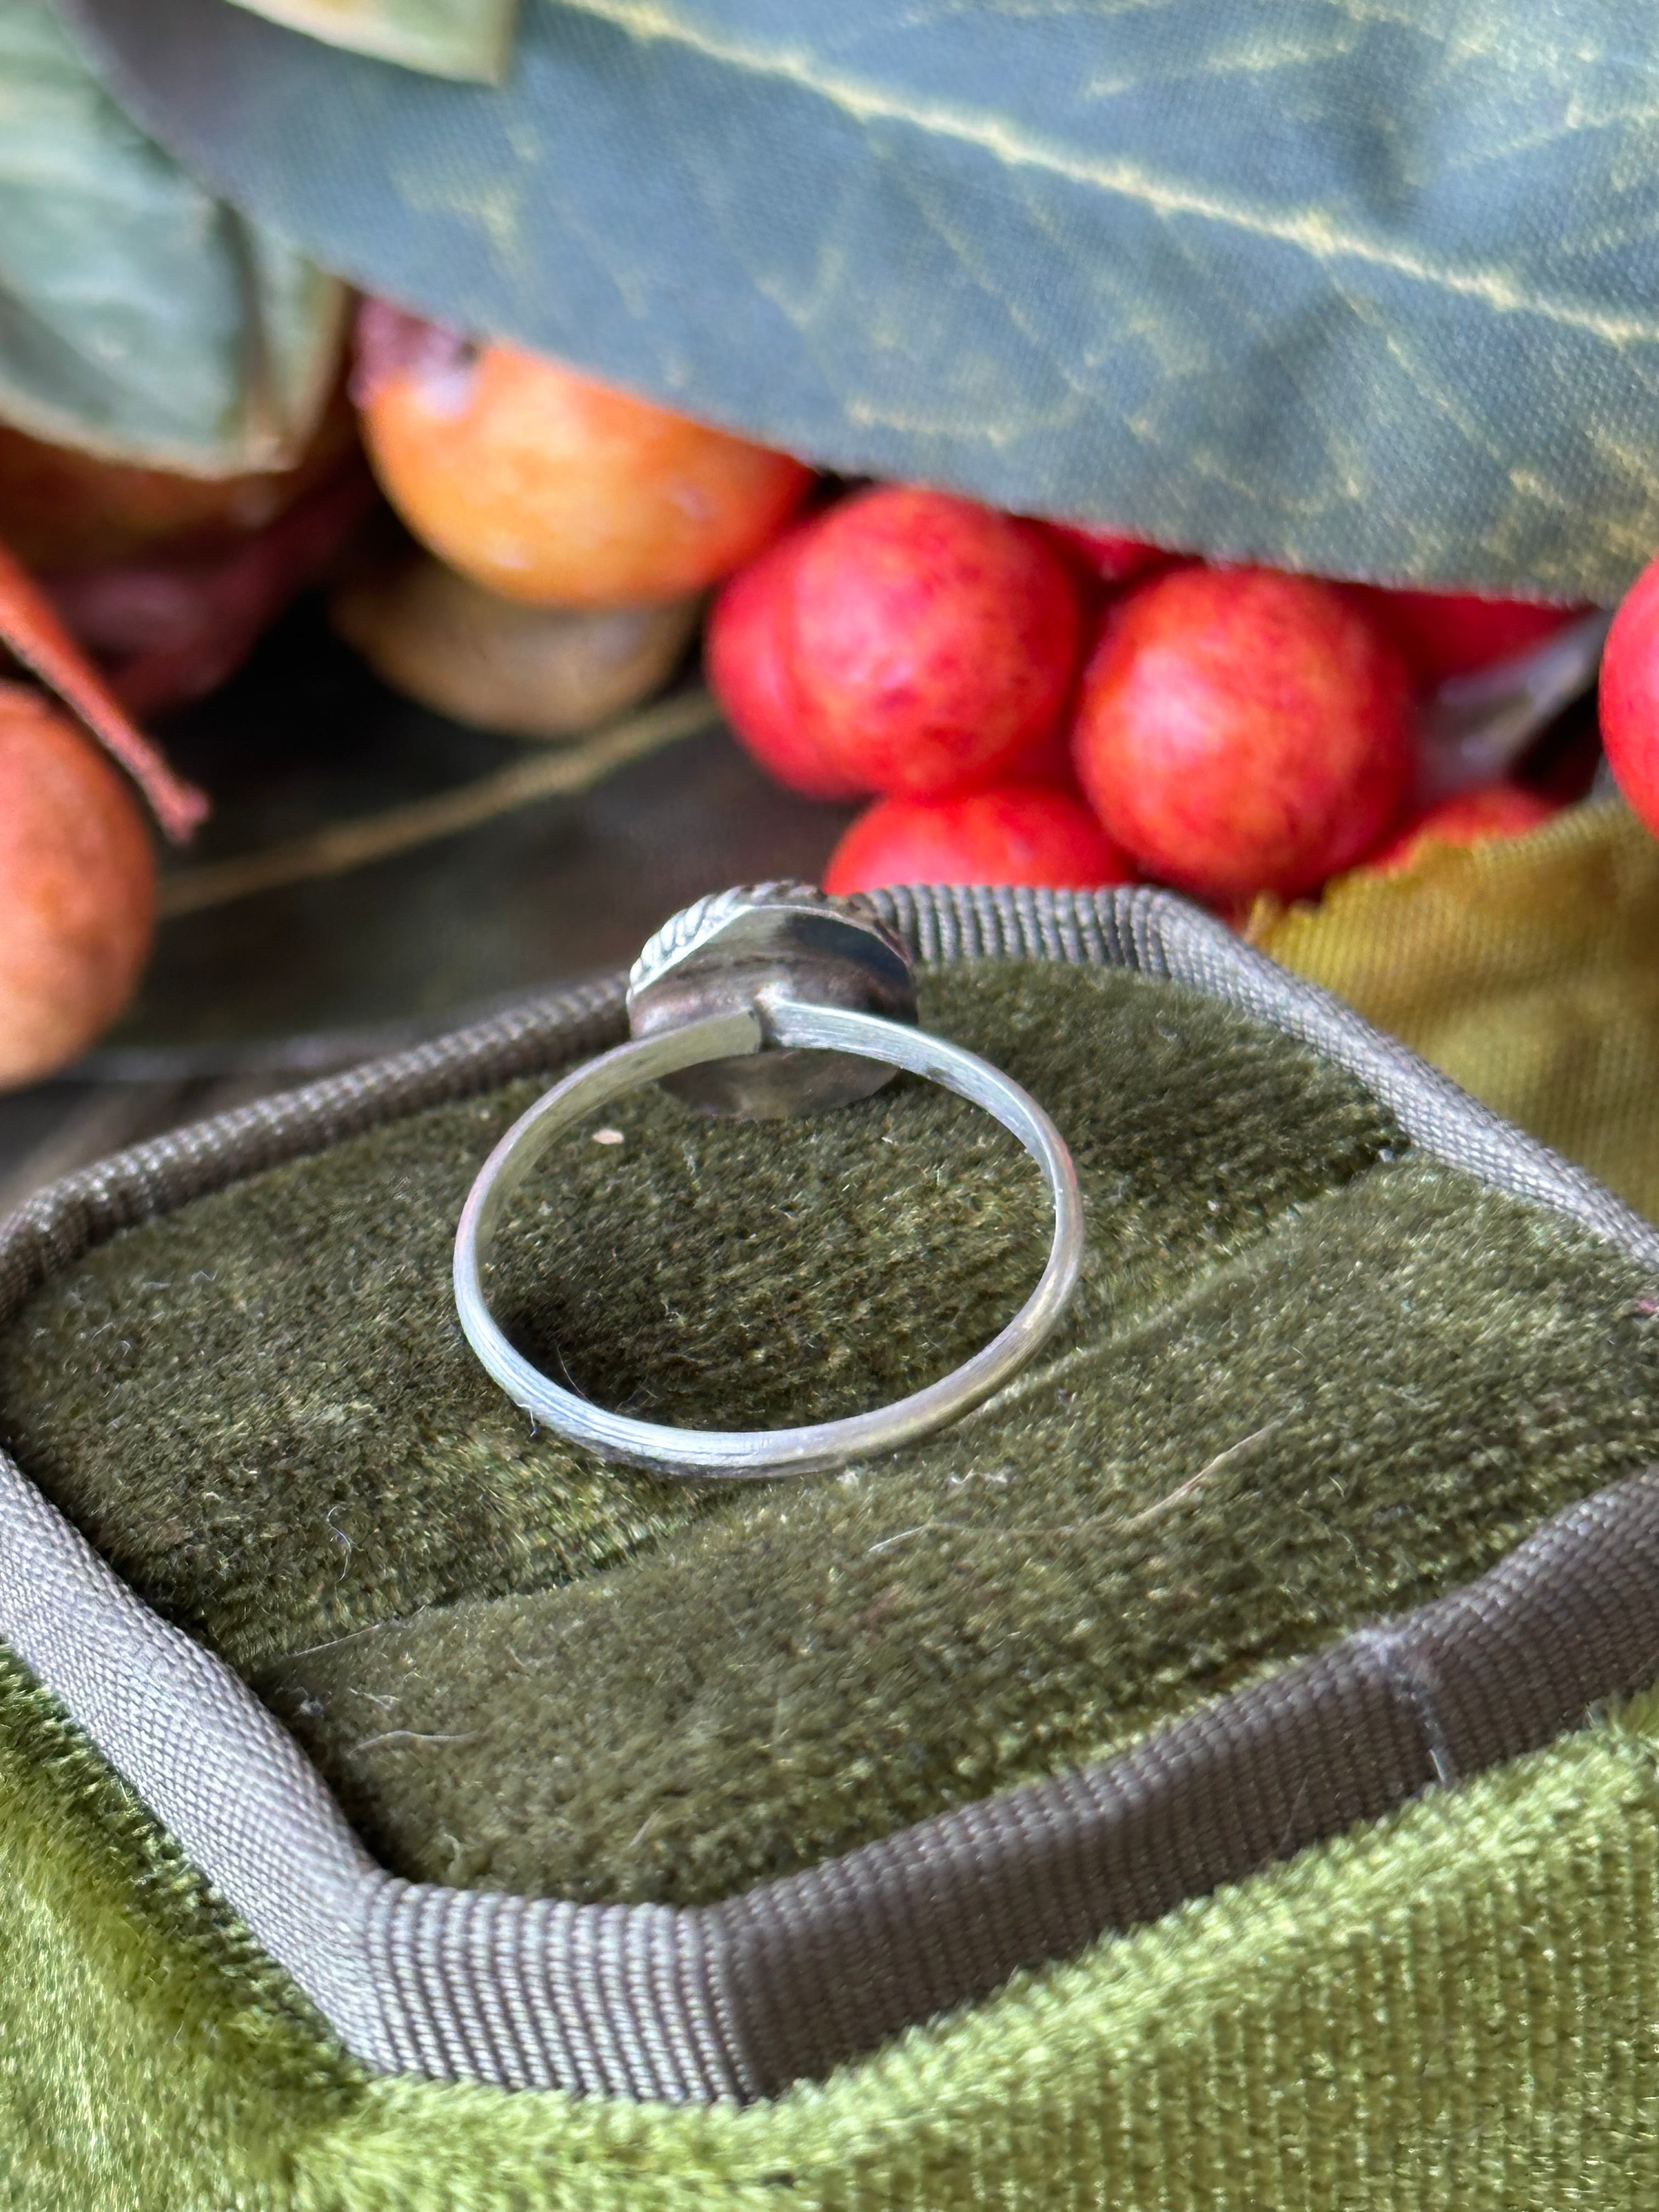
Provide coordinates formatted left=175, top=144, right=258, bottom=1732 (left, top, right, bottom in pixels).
left=2, top=960, right=1658, bottom=1917
left=8, top=1640, right=1659, bottom=2209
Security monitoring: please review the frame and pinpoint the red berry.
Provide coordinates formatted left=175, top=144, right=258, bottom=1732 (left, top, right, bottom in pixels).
left=1345, top=584, right=1587, bottom=688
left=1072, top=566, right=1412, bottom=902
left=1043, top=524, right=1170, bottom=586
left=1599, top=557, right=1659, bottom=836
left=706, top=527, right=864, bottom=800
left=1362, top=784, right=1559, bottom=877
left=788, top=487, right=1082, bottom=798
left=822, top=784, right=1133, bottom=894
left=1009, top=709, right=1087, bottom=791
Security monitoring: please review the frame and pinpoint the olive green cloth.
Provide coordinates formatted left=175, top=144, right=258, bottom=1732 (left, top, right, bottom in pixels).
left=4, top=963, right=1659, bottom=1909
left=1252, top=800, right=1659, bottom=1227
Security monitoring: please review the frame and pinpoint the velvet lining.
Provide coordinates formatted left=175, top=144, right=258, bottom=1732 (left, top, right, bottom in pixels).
left=3, top=962, right=1657, bottom=1908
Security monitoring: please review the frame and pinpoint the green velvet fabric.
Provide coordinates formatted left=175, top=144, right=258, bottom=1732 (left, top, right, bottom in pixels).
left=7, top=1640, right=1659, bottom=2209
left=4, top=963, right=1659, bottom=1910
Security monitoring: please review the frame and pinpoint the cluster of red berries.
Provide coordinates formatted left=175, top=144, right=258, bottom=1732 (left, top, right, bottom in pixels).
left=344, top=321, right=1602, bottom=907
left=706, top=486, right=1576, bottom=906
left=2, top=306, right=1647, bottom=1098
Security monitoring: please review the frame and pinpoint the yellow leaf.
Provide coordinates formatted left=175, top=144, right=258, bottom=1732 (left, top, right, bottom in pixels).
left=1253, top=803, right=1659, bottom=1222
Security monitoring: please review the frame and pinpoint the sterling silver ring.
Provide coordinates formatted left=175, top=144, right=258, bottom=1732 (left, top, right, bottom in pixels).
left=453, top=885, right=1084, bottom=1479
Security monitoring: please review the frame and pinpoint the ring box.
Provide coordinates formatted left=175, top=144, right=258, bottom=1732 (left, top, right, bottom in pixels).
left=4, top=885, right=1659, bottom=2204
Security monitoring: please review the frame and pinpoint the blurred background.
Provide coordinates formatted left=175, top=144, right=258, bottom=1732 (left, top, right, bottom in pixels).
left=4, top=0, right=1658, bottom=1216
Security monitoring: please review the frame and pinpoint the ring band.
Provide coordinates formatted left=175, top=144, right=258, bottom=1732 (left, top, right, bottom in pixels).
left=453, top=997, right=1085, bottom=1479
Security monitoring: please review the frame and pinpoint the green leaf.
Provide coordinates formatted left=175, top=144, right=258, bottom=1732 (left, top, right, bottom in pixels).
left=221, top=0, right=516, bottom=84
left=0, top=0, right=346, bottom=473
left=56, top=0, right=1659, bottom=596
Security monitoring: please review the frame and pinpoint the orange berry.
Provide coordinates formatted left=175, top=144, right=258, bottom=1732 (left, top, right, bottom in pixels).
left=0, top=684, right=155, bottom=1087
left=354, top=306, right=811, bottom=608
